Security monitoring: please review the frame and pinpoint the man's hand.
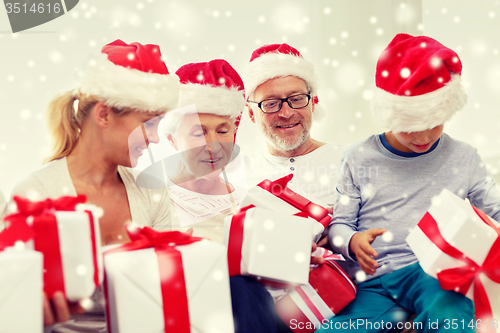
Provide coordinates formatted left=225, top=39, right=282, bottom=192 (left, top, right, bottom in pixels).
left=349, top=228, right=386, bottom=275
left=43, top=292, right=85, bottom=326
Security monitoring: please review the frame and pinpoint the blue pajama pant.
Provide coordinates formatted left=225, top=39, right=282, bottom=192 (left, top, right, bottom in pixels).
left=316, top=262, right=475, bottom=333
left=230, top=276, right=292, bottom=333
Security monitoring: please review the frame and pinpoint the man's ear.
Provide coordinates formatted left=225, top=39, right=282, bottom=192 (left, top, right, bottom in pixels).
left=93, top=102, right=110, bottom=128
left=167, top=133, right=178, bottom=150
left=247, top=105, right=256, bottom=123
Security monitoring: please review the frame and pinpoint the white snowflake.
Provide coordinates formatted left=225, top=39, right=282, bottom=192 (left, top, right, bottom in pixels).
left=400, top=68, right=411, bottom=79
left=355, top=270, right=367, bottom=282
left=20, top=109, right=31, bottom=120
left=79, top=298, right=94, bottom=310
left=362, top=90, right=374, bottom=101
left=381, top=230, right=393, bottom=242
left=332, top=235, right=344, bottom=247
left=295, top=252, right=306, bottom=263
left=76, top=264, right=88, bottom=276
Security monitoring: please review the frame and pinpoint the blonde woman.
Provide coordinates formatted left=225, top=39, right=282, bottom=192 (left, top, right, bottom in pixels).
left=9, top=40, right=179, bottom=332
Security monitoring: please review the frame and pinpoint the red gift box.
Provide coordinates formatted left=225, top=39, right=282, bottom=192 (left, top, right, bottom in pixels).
left=275, top=257, right=357, bottom=333
left=1, top=195, right=102, bottom=301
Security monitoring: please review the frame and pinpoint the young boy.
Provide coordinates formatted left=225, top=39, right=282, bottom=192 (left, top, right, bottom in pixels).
left=320, top=34, right=500, bottom=332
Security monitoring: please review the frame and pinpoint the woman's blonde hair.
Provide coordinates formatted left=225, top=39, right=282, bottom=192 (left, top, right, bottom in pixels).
left=44, top=91, right=131, bottom=163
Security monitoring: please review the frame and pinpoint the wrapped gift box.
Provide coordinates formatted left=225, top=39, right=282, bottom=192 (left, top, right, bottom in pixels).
left=224, top=206, right=312, bottom=285
left=104, top=228, right=234, bottom=333
left=3, top=195, right=103, bottom=301
left=0, top=247, right=43, bottom=333
left=275, top=257, right=356, bottom=333
left=241, top=174, right=330, bottom=243
left=406, top=188, right=500, bottom=328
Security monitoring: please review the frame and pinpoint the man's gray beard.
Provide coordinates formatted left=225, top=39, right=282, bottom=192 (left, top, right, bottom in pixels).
left=260, top=122, right=311, bottom=152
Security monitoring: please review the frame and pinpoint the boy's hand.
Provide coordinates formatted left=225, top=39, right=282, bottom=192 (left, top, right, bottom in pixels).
left=349, top=228, right=387, bottom=275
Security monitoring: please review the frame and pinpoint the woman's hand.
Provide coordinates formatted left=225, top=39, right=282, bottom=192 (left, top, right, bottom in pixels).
left=349, top=228, right=386, bottom=275
left=43, top=292, right=85, bottom=326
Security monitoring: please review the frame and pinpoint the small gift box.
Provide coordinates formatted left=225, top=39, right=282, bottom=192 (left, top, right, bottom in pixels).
left=224, top=206, right=312, bottom=286
left=3, top=195, right=103, bottom=301
left=275, top=257, right=357, bottom=333
left=406, top=188, right=500, bottom=330
left=0, top=246, right=43, bottom=333
left=104, top=227, right=234, bottom=333
left=240, top=174, right=330, bottom=242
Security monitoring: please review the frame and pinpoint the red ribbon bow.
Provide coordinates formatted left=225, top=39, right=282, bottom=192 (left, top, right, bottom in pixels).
left=1, top=195, right=87, bottom=249
left=419, top=207, right=500, bottom=332
left=105, top=227, right=202, bottom=333
left=257, top=174, right=330, bottom=227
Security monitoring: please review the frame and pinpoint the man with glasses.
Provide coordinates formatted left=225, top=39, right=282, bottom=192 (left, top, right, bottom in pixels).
left=243, top=43, right=344, bottom=211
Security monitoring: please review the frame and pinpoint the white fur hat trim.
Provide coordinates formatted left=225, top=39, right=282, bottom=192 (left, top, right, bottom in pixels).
left=177, top=83, right=245, bottom=119
left=78, top=54, right=180, bottom=112
left=371, top=74, right=467, bottom=133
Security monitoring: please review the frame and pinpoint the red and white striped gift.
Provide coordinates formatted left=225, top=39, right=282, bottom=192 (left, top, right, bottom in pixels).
left=275, top=258, right=357, bottom=333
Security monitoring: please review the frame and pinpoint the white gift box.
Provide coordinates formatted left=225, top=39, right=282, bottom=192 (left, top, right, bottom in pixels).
left=406, top=188, right=500, bottom=322
left=242, top=183, right=328, bottom=243
left=224, top=207, right=313, bottom=285
left=0, top=248, right=43, bottom=333
left=104, top=239, right=234, bottom=333
left=27, top=205, right=103, bottom=302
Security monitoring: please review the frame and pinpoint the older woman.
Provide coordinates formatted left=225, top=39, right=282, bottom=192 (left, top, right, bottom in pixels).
left=157, top=59, right=248, bottom=242
left=146, top=59, right=290, bottom=333
left=8, top=40, right=179, bottom=332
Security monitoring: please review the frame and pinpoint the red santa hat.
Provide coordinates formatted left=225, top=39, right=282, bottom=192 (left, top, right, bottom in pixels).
left=372, top=33, right=467, bottom=133
left=243, top=43, right=323, bottom=120
left=175, top=59, right=245, bottom=119
left=78, top=39, right=180, bottom=112
left=161, top=59, right=245, bottom=137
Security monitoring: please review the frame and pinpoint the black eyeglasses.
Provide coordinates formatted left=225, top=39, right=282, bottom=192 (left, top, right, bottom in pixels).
left=248, top=93, right=312, bottom=114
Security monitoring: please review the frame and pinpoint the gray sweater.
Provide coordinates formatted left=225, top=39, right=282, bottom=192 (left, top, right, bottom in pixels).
left=329, top=133, right=500, bottom=284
